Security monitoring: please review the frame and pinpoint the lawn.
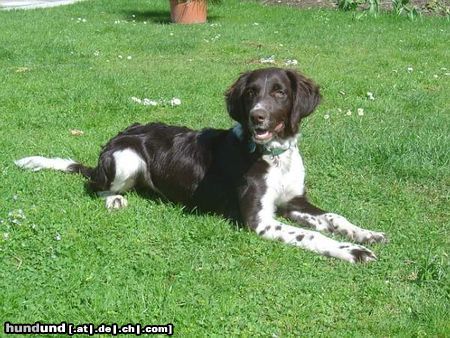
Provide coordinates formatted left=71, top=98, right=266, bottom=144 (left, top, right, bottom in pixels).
left=0, top=0, right=448, bottom=336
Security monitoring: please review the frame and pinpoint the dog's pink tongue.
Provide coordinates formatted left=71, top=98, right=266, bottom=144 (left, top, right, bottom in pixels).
left=255, top=130, right=272, bottom=140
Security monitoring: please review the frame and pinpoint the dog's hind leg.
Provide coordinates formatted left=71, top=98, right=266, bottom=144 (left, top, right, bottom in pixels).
left=95, top=148, right=147, bottom=210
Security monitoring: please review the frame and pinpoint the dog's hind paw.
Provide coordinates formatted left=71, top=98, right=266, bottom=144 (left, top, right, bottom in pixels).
left=105, top=195, right=128, bottom=210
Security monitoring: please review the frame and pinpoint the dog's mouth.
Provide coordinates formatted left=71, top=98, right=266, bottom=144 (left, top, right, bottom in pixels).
left=251, top=122, right=284, bottom=144
left=254, top=127, right=272, bottom=142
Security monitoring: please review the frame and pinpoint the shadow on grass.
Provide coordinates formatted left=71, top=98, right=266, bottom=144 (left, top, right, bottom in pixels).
left=121, top=10, right=221, bottom=24
left=83, top=183, right=242, bottom=228
left=134, top=187, right=242, bottom=227
left=122, top=9, right=171, bottom=24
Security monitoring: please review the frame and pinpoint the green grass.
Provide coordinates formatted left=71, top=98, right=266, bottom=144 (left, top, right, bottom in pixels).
left=0, top=0, right=449, bottom=336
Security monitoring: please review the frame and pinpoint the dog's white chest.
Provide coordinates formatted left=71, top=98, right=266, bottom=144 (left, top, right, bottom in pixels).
left=262, top=147, right=305, bottom=206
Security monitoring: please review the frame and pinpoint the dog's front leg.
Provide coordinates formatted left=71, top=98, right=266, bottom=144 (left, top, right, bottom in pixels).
left=279, top=196, right=387, bottom=244
left=239, top=189, right=377, bottom=263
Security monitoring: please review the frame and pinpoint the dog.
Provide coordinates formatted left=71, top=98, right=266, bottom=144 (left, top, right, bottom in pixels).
left=15, top=67, right=387, bottom=263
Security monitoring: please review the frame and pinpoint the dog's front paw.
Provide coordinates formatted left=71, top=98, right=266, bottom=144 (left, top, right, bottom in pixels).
left=337, top=244, right=377, bottom=263
left=358, top=230, right=388, bottom=244
left=349, top=246, right=377, bottom=263
left=324, top=214, right=387, bottom=244
left=105, top=195, right=128, bottom=210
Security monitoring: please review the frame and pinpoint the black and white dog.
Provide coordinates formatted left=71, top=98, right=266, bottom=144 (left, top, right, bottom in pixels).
left=15, top=67, right=386, bottom=263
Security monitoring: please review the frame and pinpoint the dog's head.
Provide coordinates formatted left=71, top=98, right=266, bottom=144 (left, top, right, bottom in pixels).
left=225, top=67, right=321, bottom=144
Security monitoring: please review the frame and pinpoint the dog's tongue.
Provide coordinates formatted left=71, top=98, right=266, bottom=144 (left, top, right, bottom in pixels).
left=255, top=130, right=272, bottom=140
left=255, top=122, right=284, bottom=140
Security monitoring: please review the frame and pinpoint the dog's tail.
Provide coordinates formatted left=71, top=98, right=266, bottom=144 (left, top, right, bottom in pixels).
left=14, top=156, right=94, bottom=179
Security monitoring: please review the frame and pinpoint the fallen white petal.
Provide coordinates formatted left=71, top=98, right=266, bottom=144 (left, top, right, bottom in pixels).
left=284, top=59, right=298, bottom=66
left=367, top=92, right=375, bottom=100
left=260, top=55, right=275, bottom=64
left=143, top=99, right=158, bottom=106
left=170, top=98, right=182, bottom=106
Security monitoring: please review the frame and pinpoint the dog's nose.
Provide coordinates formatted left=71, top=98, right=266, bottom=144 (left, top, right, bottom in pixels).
left=250, top=110, right=268, bottom=124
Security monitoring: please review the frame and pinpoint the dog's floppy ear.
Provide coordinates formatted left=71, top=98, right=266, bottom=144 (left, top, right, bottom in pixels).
left=286, top=69, right=321, bottom=133
left=225, top=71, right=251, bottom=124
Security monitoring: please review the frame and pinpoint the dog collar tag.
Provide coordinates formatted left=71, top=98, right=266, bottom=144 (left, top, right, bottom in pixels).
left=265, top=147, right=288, bottom=157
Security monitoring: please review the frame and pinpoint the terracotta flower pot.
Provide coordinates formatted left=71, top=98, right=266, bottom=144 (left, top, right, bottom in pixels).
left=170, top=0, right=207, bottom=24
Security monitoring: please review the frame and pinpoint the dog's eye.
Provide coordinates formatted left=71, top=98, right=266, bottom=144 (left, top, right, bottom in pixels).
left=246, top=89, right=256, bottom=98
left=274, top=90, right=286, bottom=98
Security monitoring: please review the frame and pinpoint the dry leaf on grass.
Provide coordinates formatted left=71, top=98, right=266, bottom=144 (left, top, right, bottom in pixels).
left=70, top=129, right=84, bottom=136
